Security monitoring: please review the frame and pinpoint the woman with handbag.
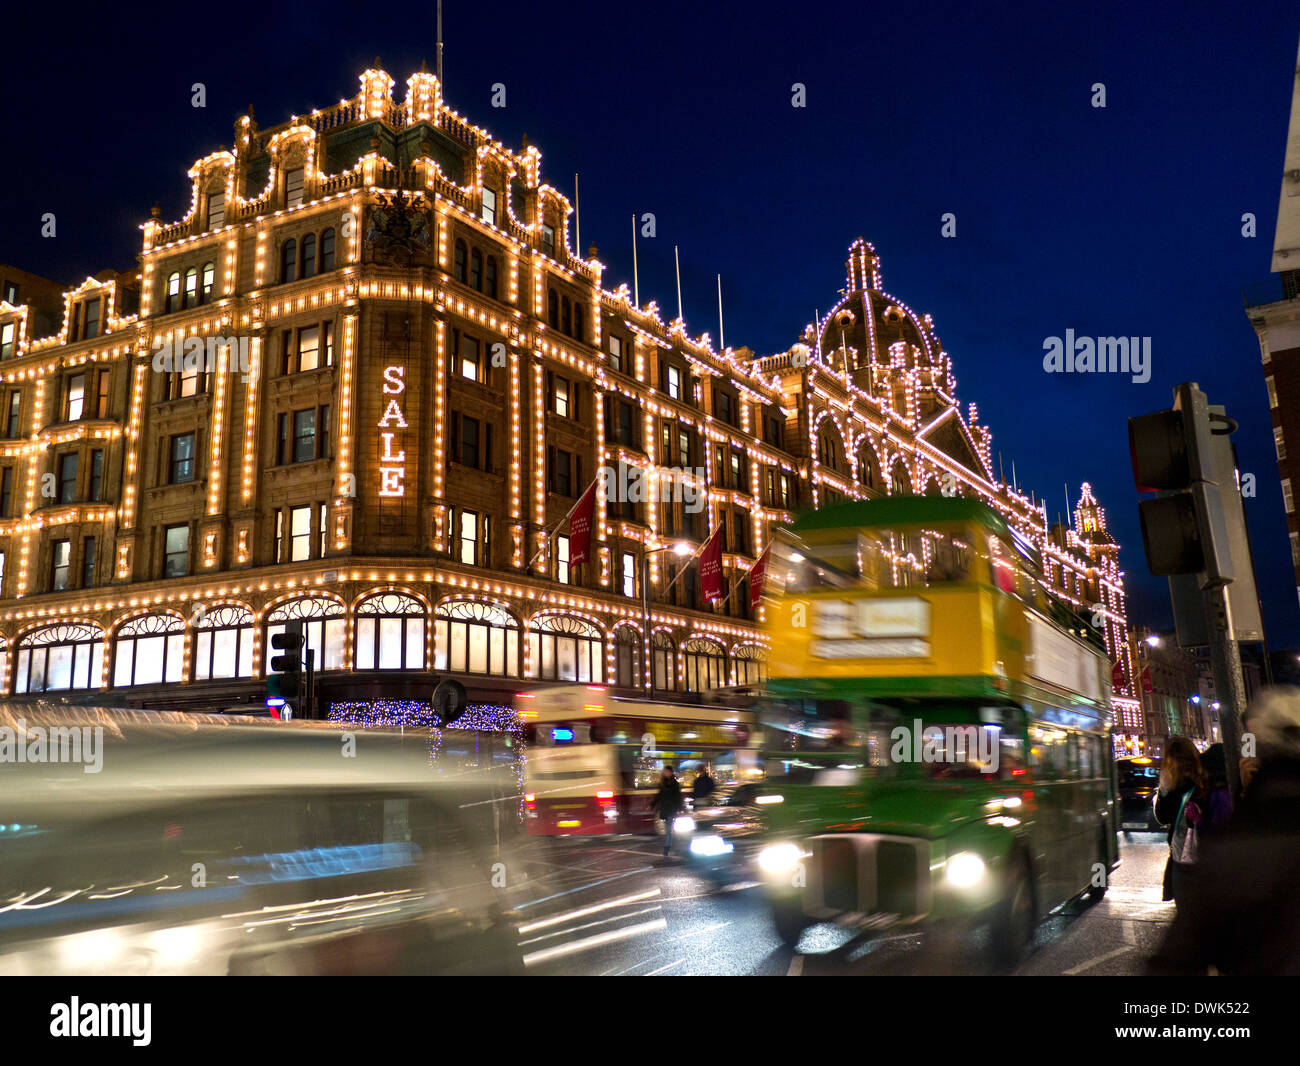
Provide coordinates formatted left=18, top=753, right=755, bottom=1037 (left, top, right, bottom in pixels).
left=1154, top=736, right=1206, bottom=907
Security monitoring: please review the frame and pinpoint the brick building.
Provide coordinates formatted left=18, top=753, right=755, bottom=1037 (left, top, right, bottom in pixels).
left=0, top=66, right=1136, bottom=716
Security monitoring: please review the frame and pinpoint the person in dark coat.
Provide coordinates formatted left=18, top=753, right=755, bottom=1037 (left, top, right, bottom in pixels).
left=1153, top=735, right=1206, bottom=906
left=1198, top=743, right=1232, bottom=835
left=692, top=764, right=716, bottom=805
left=1149, top=689, right=1300, bottom=975
left=651, top=765, right=684, bottom=856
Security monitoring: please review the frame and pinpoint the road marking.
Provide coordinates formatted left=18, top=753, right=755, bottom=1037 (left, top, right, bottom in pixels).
left=518, top=888, right=661, bottom=933
left=513, top=867, right=655, bottom=911
left=522, top=917, right=668, bottom=967
left=1061, top=918, right=1138, bottom=975
left=517, top=906, right=664, bottom=946
left=787, top=955, right=804, bottom=976
left=645, top=957, right=686, bottom=975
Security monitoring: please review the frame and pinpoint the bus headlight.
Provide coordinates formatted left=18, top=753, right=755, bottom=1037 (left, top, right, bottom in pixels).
left=673, top=816, right=695, bottom=835
left=945, top=851, right=986, bottom=888
left=758, top=842, right=806, bottom=876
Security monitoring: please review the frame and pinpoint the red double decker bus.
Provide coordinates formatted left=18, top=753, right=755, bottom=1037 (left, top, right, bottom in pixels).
left=521, top=686, right=759, bottom=836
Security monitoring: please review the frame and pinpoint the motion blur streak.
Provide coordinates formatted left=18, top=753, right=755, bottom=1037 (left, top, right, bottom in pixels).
left=517, top=907, right=665, bottom=947
left=521, top=918, right=669, bottom=966
left=516, top=889, right=661, bottom=934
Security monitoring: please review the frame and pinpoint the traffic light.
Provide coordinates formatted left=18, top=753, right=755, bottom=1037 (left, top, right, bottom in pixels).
left=1128, top=383, right=1232, bottom=583
left=268, top=620, right=305, bottom=715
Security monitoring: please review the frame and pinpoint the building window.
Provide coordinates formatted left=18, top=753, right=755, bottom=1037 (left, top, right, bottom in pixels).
left=1285, top=478, right=1295, bottom=514
left=548, top=447, right=577, bottom=496
left=355, top=593, right=426, bottom=671
left=458, top=510, right=481, bottom=565
left=1276, top=426, right=1286, bottom=461
left=684, top=637, right=727, bottom=693
left=2, top=282, right=17, bottom=304
left=434, top=601, right=520, bottom=677
left=51, top=539, right=71, bottom=591
left=733, top=644, right=768, bottom=686
left=485, top=257, right=498, bottom=299
left=470, top=248, right=483, bottom=291
left=482, top=187, right=497, bottom=225
left=285, top=167, right=305, bottom=208
left=1267, top=376, right=1279, bottom=408
left=318, top=502, right=328, bottom=558
left=552, top=374, right=571, bottom=418
left=298, top=325, right=321, bottom=371
left=165, top=271, right=181, bottom=313
left=82, top=536, right=96, bottom=587
left=90, top=449, right=103, bottom=501
left=529, top=615, right=603, bottom=682
left=0, top=321, right=13, bottom=360
left=609, top=335, right=623, bottom=372
left=454, top=240, right=467, bottom=284
left=320, top=228, right=336, bottom=271
left=614, top=626, right=641, bottom=688
left=292, top=408, right=317, bottom=463
left=194, top=605, right=254, bottom=680
left=561, top=297, right=571, bottom=336
left=15, top=623, right=103, bottom=693
left=170, top=433, right=195, bottom=484
left=556, top=535, right=571, bottom=584
left=280, top=238, right=297, bottom=283
left=460, top=334, right=480, bottom=381
left=459, top=415, right=480, bottom=468
left=65, top=374, right=86, bottom=422
left=274, top=509, right=285, bottom=563
left=715, top=387, right=734, bottom=425
left=652, top=632, right=675, bottom=691
left=4, top=391, right=18, bottom=437
left=547, top=289, right=559, bottom=328
left=163, top=524, right=190, bottom=577
left=0, top=468, right=10, bottom=517
left=266, top=597, right=346, bottom=672
left=541, top=224, right=555, bottom=257
left=184, top=268, right=198, bottom=309
left=1292, top=532, right=1300, bottom=568
left=207, top=191, right=226, bottom=229
left=299, top=233, right=316, bottom=279
left=621, top=551, right=636, bottom=597
left=81, top=298, right=101, bottom=340
left=95, top=370, right=110, bottom=418
left=289, top=505, right=311, bottom=561
left=764, top=413, right=783, bottom=448
left=667, top=365, right=681, bottom=400
left=113, top=613, right=185, bottom=687
left=58, top=453, right=78, bottom=503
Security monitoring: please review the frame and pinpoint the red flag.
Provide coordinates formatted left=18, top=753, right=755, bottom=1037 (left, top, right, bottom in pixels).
left=700, top=526, right=725, bottom=603
left=1141, top=666, right=1153, bottom=694
left=568, top=479, right=600, bottom=566
left=1111, top=660, right=1127, bottom=690
left=748, top=544, right=771, bottom=611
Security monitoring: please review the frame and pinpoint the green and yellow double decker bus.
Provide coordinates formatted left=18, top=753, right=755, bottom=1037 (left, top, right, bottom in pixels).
left=754, top=496, right=1118, bottom=963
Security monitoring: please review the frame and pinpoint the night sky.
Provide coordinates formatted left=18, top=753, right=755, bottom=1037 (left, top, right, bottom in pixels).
left=3, top=1, right=1298, bottom=643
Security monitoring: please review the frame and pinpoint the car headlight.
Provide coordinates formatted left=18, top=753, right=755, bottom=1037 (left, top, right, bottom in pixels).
left=673, top=816, right=695, bottom=834
left=945, top=851, right=986, bottom=888
left=689, top=834, right=734, bottom=857
left=757, top=842, right=806, bottom=876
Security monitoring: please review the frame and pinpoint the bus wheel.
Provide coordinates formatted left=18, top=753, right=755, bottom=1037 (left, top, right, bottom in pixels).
left=990, top=852, right=1034, bottom=967
left=770, top=900, right=808, bottom=949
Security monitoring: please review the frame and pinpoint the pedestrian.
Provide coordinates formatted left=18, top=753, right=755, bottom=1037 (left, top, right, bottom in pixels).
left=1153, top=736, right=1205, bottom=906
left=1197, top=743, right=1232, bottom=835
left=692, top=763, right=716, bottom=805
left=651, top=764, right=684, bottom=857
left=1148, top=688, right=1300, bottom=975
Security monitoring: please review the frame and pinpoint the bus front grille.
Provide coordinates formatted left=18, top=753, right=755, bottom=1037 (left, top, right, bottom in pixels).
left=809, top=835, right=930, bottom=920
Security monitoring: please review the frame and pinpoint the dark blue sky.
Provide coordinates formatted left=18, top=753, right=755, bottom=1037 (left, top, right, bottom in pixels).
left=3, top=0, right=1298, bottom=642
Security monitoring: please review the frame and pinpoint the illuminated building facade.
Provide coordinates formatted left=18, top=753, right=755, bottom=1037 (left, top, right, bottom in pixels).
left=0, top=66, right=1136, bottom=715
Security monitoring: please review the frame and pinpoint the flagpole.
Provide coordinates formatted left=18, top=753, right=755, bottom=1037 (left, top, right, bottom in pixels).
left=715, top=541, right=771, bottom=615
left=574, top=173, right=580, bottom=254
left=526, top=477, right=598, bottom=570
left=660, top=523, right=721, bottom=600
left=717, top=273, right=724, bottom=351
left=632, top=215, right=639, bottom=308
left=674, top=245, right=683, bottom=324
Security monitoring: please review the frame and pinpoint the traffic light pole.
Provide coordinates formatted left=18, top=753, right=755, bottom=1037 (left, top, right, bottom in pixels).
left=1203, top=583, right=1247, bottom=804
left=305, top=648, right=315, bottom=720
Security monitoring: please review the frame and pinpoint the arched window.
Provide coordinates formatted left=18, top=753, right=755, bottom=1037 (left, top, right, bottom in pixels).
left=858, top=444, right=881, bottom=491
left=200, top=262, right=215, bottom=304
left=470, top=249, right=483, bottom=291
left=355, top=592, right=426, bottom=670
left=613, top=625, right=641, bottom=689
left=683, top=637, right=727, bottom=693
left=114, top=613, right=185, bottom=687
left=453, top=239, right=467, bottom=284
left=547, top=289, right=559, bottom=328
left=733, top=644, right=768, bottom=686
left=561, top=296, right=571, bottom=336
left=529, top=615, right=603, bottom=683
left=435, top=601, right=520, bottom=677
left=319, top=228, right=336, bottom=271
left=816, top=424, right=843, bottom=472
left=280, top=238, right=297, bottom=284
left=300, top=233, right=316, bottom=278
left=573, top=303, right=584, bottom=343
left=485, top=256, right=498, bottom=299
left=15, top=623, right=103, bottom=693
left=652, top=631, right=676, bottom=692
left=193, top=605, right=254, bottom=680
left=165, top=271, right=181, bottom=314
left=183, top=267, right=198, bottom=309
left=266, top=597, right=345, bottom=671
left=890, top=463, right=911, bottom=496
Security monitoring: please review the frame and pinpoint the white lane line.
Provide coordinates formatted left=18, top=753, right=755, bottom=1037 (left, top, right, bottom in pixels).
left=522, top=918, right=668, bottom=967
left=645, top=958, right=686, bottom=976
left=1061, top=918, right=1138, bottom=975
left=513, top=867, right=655, bottom=911
left=517, top=888, right=662, bottom=934
left=787, top=954, right=804, bottom=976
left=517, top=906, right=664, bottom=946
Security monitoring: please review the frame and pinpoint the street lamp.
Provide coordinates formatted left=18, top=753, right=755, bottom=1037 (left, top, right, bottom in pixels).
left=1145, top=634, right=1161, bottom=648
left=642, top=540, right=692, bottom=695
